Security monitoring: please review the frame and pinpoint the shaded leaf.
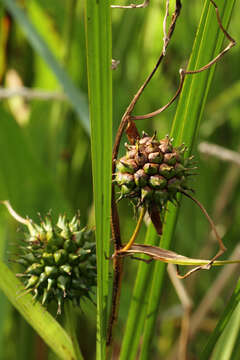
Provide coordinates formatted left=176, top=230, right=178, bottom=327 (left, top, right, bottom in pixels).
left=0, top=261, right=77, bottom=360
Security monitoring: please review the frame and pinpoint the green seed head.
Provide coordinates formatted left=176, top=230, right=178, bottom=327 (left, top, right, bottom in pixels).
left=16, top=213, right=96, bottom=313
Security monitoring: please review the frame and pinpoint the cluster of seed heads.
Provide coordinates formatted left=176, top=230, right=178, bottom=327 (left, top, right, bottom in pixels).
left=16, top=213, right=96, bottom=313
left=115, top=132, right=195, bottom=209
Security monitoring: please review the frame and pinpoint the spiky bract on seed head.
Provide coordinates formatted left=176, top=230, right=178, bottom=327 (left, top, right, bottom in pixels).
left=17, top=213, right=96, bottom=313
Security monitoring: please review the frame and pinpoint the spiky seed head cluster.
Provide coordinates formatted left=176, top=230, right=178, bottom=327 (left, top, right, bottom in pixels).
left=115, top=132, right=195, bottom=209
left=17, top=213, right=96, bottom=313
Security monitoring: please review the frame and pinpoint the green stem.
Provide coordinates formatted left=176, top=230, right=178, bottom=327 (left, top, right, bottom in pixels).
left=121, top=207, right=146, bottom=252
left=64, top=303, right=84, bottom=360
left=107, top=207, right=146, bottom=349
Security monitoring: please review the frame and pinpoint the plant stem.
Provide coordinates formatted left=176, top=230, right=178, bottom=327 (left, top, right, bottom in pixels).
left=107, top=207, right=146, bottom=348
left=121, top=207, right=146, bottom=252
left=64, top=303, right=84, bottom=360
left=108, top=1, right=182, bottom=348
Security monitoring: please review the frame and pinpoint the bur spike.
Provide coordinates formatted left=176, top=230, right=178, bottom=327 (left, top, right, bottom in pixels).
left=4, top=204, right=96, bottom=310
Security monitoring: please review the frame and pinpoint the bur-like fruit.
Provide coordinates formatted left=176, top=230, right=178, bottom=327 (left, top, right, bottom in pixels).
left=15, top=212, right=96, bottom=313
left=115, top=132, right=195, bottom=211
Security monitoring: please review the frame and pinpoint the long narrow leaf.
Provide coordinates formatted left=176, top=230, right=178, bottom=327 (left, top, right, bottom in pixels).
left=119, top=224, right=158, bottom=360
left=0, top=0, right=89, bottom=133
left=121, top=1, right=236, bottom=358
left=211, top=301, right=240, bottom=360
left=200, top=279, right=240, bottom=359
left=0, top=261, right=77, bottom=360
left=84, top=1, right=112, bottom=359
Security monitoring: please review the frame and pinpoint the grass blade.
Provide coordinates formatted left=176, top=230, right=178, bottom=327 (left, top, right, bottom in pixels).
left=119, top=224, right=158, bottom=360
left=200, top=279, right=240, bottom=359
left=211, top=301, right=240, bottom=360
left=0, top=0, right=89, bottom=133
left=0, top=261, right=77, bottom=360
left=84, top=1, right=112, bottom=359
left=116, top=1, right=236, bottom=358
left=139, top=1, right=236, bottom=357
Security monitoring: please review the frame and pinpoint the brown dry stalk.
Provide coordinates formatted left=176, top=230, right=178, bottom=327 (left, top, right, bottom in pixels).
left=131, top=0, right=236, bottom=121
left=107, top=0, right=236, bottom=349
left=107, top=1, right=182, bottom=348
left=106, top=257, right=123, bottom=349
left=175, top=190, right=227, bottom=279
left=111, top=0, right=181, bottom=250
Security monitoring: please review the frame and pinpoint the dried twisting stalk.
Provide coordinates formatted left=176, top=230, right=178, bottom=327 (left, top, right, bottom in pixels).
left=108, top=0, right=182, bottom=347
left=116, top=244, right=240, bottom=267
left=131, top=0, right=236, bottom=121
left=175, top=190, right=226, bottom=278
left=111, top=0, right=182, bottom=252
left=107, top=0, right=236, bottom=348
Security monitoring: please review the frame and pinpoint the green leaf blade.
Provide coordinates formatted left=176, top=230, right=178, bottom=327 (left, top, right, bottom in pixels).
left=84, top=1, right=112, bottom=359
left=117, top=1, right=236, bottom=358
left=200, top=279, right=240, bottom=359
left=139, top=1, right=236, bottom=358
left=119, top=224, right=158, bottom=360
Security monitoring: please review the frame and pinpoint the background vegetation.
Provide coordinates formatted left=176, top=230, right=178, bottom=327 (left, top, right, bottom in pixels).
left=0, top=0, right=239, bottom=359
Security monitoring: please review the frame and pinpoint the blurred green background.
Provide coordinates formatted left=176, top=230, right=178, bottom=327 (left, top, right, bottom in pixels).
left=0, top=0, right=239, bottom=359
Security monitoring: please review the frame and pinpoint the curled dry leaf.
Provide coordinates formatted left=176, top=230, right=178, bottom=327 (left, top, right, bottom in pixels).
left=118, top=244, right=240, bottom=279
